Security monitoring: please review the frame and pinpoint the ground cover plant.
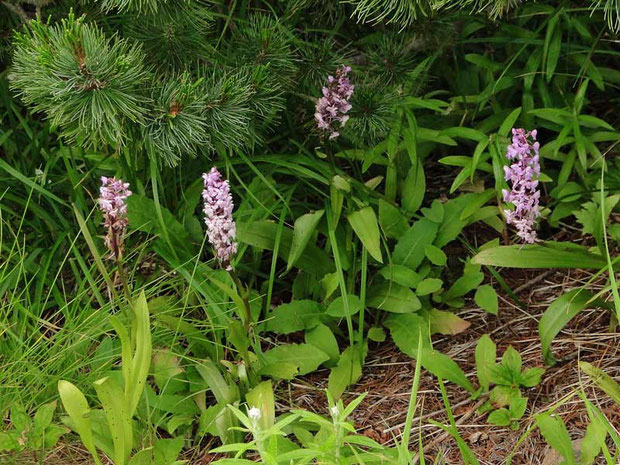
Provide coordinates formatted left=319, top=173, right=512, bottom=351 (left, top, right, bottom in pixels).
left=0, top=0, right=619, bottom=463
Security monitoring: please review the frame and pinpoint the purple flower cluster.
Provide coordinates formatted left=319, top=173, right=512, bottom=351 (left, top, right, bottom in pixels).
left=502, top=128, right=541, bottom=243
left=202, top=167, right=237, bottom=269
left=315, top=65, right=354, bottom=140
left=99, top=176, right=132, bottom=260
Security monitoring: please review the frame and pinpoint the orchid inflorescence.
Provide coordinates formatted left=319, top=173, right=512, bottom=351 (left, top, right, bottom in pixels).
left=202, top=167, right=238, bottom=270
left=315, top=65, right=354, bottom=140
left=99, top=176, right=132, bottom=260
left=502, top=128, right=541, bottom=243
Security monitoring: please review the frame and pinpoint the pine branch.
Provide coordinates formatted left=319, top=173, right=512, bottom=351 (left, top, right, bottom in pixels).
left=124, top=1, right=213, bottom=71
left=143, top=74, right=210, bottom=166
left=9, top=11, right=150, bottom=149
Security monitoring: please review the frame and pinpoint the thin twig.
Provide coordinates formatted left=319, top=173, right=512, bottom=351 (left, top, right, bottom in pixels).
left=513, top=269, right=555, bottom=294
left=412, top=395, right=489, bottom=464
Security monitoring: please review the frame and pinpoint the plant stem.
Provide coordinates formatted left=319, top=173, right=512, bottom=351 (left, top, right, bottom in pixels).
left=357, top=246, right=367, bottom=351
left=116, top=255, right=132, bottom=304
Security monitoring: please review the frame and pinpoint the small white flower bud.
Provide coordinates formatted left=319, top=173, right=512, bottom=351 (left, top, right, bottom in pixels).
left=248, top=407, right=261, bottom=424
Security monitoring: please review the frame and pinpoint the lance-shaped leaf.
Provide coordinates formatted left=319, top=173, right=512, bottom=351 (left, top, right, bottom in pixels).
left=93, top=377, right=133, bottom=465
left=386, top=314, right=475, bottom=392
left=287, top=210, right=324, bottom=271
left=539, top=289, right=598, bottom=365
left=579, top=362, right=620, bottom=405
left=58, top=381, right=101, bottom=465
left=472, top=244, right=608, bottom=269
left=348, top=207, right=383, bottom=263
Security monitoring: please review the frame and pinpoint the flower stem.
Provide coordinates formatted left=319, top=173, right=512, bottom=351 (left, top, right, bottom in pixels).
left=116, top=256, right=132, bottom=304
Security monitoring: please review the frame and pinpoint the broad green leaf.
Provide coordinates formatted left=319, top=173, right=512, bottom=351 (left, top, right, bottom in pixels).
left=450, top=166, right=471, bottom=194
left=10, top=404, right=29, bottom=433
left=472, top=244, right=608, bottom=269
left=196, top=360, right=239, bottom=404
left=385, top=313, right=429, bottom=349
left=423, top=350, right=474, bottom=392
left=326, top=294, right=361, bottom=317
left=305, top=323, right=340, bottom=367
left=402, top=160, right=425, bottom=214
left=367, top=282, right=421, bottom=313
left=501, top=346, right=522, bottom=377
left=490, top=386, right=519, bottom=407
left=348, top=207, right=383, bottom=263
left=529, top=108, right=572, bottom=125
left=578, top=115, right=614, bottom=130
left=487, top=409, right=511, bottom=426
left=475, top=335, right=496, bottom=392
left=579, top=362, right=620, bottom=404
left=509, top=396, right=528, bottom=420
left=441, top=127, right=487, bottom=142
left=93, top=377, right=133, bottom=465
left=460, top=189, right=495, bottom=221
left=42, top=424, right=67, bottom=449
left=442, top=271, right=484, bottom=302
left=435, top=195, right=474, bottom=247
left=498, top=107, right=522, bottom=137
left=246, top=381, right=275, bottom=430
left=539, top=289, right=597, bottom=365
left=228, top=320, right=250, bottom=363
left=258, top=363, right=299, bottom=380
left=416, top=278, right=443, bottom=296
left=33, top=401, right=57, bottom=438
left=421, top=200, right=444, bottom=223
left=393, top=218, right=439, bottom=269
left=574, top=195, right=620, bottom=254
left=378, top=265, right=423, bottom=288
left=474, top=285, right=498, bottom=315
left=424, top=245, right=447, bottom=266
left=519, top=367, right=544, bottom=387
left=287, top=210, right=324, bottom=271
left=429, top=309, right=470, bottom=335
left=238, top=220, right=334, bottom=276
left=129, top=437, right=185, bottom=465
left=328, top=343, right=367, bottom=399
left=152, top=349, right=185, bottom=395
left=264, top=300, right=323, bottom=334
left=537, top=414, right=576, bottom=465
left=262, top=343, right=329, bottom=377
left=581, top=412, right=608, bottom=465
left=58, top=381, right=101, bottom=465
left=386, top=314, right=475, bottom=392
left=367, top=327, right=386, bottom=342
left=378, top=200, right=408, bottom=239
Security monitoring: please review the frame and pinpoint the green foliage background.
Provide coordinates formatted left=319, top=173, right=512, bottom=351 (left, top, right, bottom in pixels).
left=0, top=0, right=619, bottom=461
